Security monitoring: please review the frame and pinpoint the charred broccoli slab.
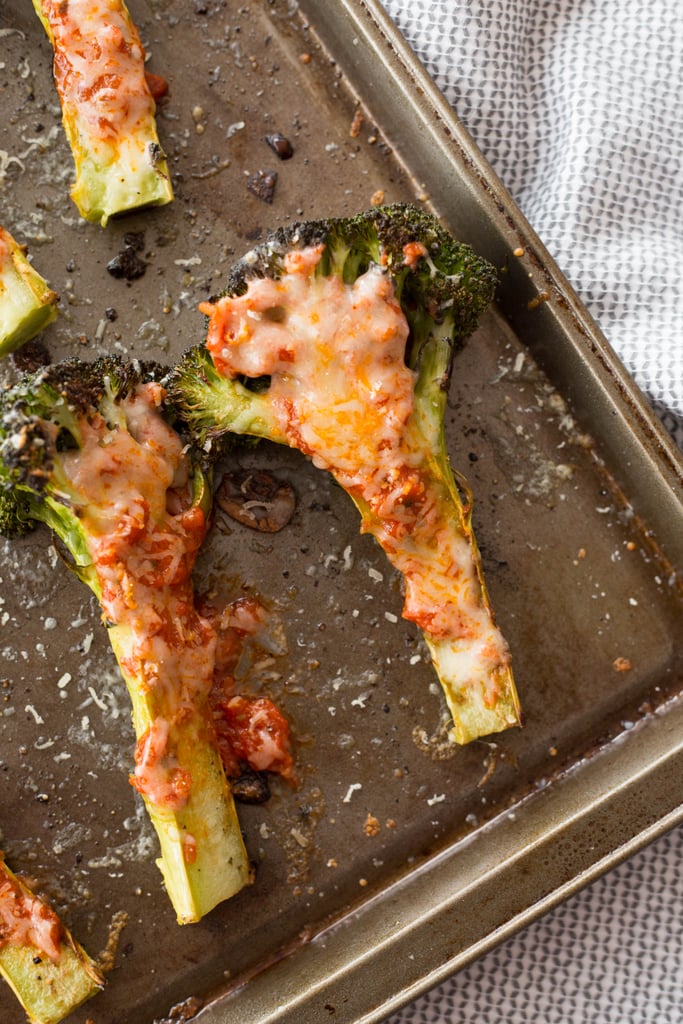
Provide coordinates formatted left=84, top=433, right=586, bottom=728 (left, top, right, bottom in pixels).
left=32, top=0, right=173, bottom=226
left=0, top=226, right=57, bottom=358
left=0, top=358, right=250, bottom=923
left=0, top=852, right=103, bottom=1024
left=171, top=204, right=521, bottom=744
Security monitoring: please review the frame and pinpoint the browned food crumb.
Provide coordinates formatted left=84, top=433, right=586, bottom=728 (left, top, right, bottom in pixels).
left=513, top=246, right=525, bottom=257
left=613, top=656, right=633, bottom=672
left=265, top=132, right=294, bottom=160
left=577, top=547, right=587, bottom=559
left=359, top=878, right=368, bottom=887
left=370, top=189, right=385, bottom=206
left=232, top=768, right=271, bottom=804
left=363, top=813, right=381, bottom=837
left=97, top=910, right=128, bottom=974
left=165, top=995, right=205, bottom=1021
left=299, top=52, right=311, bottom=64
left=385, top=818, right=397, bottom=829
left=106, top=238, right=147, bottom=280
left=527, top=290, right=551, bottom=310
left=326, top=858, right=338, bottom=868
left=477, top=752, right=497, bottom=788
left=247, top=169, right=278, bottom=203
left=349, top=108, right=364, bottom=138
left=626, top=541, right=637, bottom=551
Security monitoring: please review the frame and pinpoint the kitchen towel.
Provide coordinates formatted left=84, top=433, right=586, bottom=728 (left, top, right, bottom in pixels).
left=378, top=1, right=683, bottom=1021
left=379, top=0, right=683, bottom=450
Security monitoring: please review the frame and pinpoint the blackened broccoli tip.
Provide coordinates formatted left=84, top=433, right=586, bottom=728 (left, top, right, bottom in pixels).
left=0, top=489, right=31, bottom=539
left=221, top=203, right=496, bottom=354
left=0, top=355, right=180, bottom=557
left=242, top=202, right=494, bottom=277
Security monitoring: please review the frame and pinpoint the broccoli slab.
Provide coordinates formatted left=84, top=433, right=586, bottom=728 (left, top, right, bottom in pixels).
left=0, top=852, right=103, bottom=1024
left=32, top=0, right=173, bottom=226
left=0, top=358, right=250, bottom=923
left=0, top=227, right=58, bottom=357
left=171, top=204, right=521, bottom=744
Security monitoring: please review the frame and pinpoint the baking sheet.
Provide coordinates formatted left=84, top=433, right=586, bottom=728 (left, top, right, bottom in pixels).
left=1, top=2, right=682, bottom=1023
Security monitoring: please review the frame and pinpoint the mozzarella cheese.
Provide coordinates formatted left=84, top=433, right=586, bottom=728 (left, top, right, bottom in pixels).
left=202, top=246, right=511, bottom=705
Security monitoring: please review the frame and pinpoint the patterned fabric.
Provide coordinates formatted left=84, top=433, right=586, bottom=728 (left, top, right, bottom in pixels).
left=379, top=0, right=683, bottom=449
left=385, top=828, right=683, bottom=1023
left=377, top=2, right=683, bottom=1021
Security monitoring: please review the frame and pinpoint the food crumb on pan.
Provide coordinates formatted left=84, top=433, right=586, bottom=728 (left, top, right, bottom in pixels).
left=613, top=656, right=633, bottom=672
left=349, top=108, right=364, bottom=138
left=363, top=814, right=380, bottom=837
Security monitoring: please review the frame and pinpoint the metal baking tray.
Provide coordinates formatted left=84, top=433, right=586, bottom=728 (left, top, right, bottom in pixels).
left=1, top=1, right=682, bottom=1022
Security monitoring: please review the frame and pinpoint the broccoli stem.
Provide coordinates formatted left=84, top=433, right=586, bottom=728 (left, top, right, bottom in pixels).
left=0, top=227, right=57, bottom=357
left=3, top=367, right=251, bottom=923
left=70, top=491, right=251, bottom=922
left=0, top=855, right=103, bottom=1024
left=174, top=208, right=521, bottom=743
left=106, top=622, right=252, bottom=923
left=32, top=0, right=173, bottom=225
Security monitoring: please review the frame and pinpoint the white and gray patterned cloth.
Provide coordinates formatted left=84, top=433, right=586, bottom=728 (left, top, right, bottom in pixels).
left=377, top=1, right=683, bottom=1022
left=379, top=0, right=683, bottom=450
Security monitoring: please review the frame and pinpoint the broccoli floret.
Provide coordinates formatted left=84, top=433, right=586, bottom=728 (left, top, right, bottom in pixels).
left=0, top=357, right=250, bottom=923
left=171, top=203, right=520, bottom=744
left=0, top=226, right=58, bottom=358
left=0, top=851, right=104, bottom=1024
left=32, top=0, right=173, bottom=225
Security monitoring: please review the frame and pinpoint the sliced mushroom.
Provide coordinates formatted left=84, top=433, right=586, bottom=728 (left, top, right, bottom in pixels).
left=216, top=468, right=296, bottom=532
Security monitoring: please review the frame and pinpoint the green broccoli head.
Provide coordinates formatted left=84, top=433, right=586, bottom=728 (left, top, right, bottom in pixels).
left=223, top=203, right=497, bottom=371
left=0, top=356, right=197, bottom=571
left=170, top=204, right=497, bottom=450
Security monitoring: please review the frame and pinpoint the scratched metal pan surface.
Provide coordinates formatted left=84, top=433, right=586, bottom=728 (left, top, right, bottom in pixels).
left=0, top=1, right=682, bottom=1023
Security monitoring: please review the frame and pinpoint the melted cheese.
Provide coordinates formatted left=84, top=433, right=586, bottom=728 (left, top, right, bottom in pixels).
left=62, top=384, right=215, bottom=810
left=35, top=0, right=173, bottom=224
left=0, top=863, right=63, bottom=964
left=39, top=0, right=155, bottom=152
left=202, top=248, right=510, bottom=691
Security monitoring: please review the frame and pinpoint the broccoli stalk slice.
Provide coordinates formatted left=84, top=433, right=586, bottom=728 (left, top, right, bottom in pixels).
left=32, top=0, right=173, bottom=226
left=350, top=332, right=520, bottom=742
left=0, top=227, right=57, bottom=357
left=171, top=204, right=521, bottom=744
left=106, top=619, right=250, bottom=924
left=0, top=359, right=250, bottom=923
left=0, top=854, right=103, bottom=1024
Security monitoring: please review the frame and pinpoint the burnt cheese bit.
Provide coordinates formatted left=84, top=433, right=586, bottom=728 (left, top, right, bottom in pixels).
left=106, top=245, right=148, bottom=280
left=247, top=169, right=278, bottom=203
left=232, top=768, right=271, bottom=804
left=265, top=132, right=294, bottom=160
left=123, top=230, right=145, bottom=252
